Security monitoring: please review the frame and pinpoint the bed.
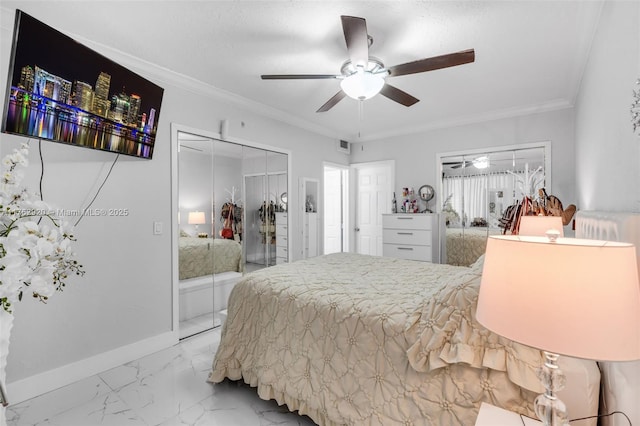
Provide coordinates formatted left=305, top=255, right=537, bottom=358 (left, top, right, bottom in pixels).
left=179, top=237, right=243, bottom=280
left=178, top=237, right=243, bottom=322
left=444, top=227, right=501, bottom=267
left=209, top=253, right=599, bottom=425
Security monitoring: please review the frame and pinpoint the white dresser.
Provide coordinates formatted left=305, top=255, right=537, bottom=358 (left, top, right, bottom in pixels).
left=382, top=213, right=441, bottom=263
left=275, top=212, right=288, bottom=264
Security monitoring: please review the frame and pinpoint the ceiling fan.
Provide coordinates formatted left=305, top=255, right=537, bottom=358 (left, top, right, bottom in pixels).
left=261, top=15, right=475, bottom=113
left=443, top=160, right=471, bottom=169
left=443, top=156, right=490, bottom=170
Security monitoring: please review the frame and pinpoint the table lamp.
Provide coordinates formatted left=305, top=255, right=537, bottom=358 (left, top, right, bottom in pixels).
left=188, top=211, right=206, bottom=232
left=476, top=235, right=640, bottom=426
left=519, top=215, right=564, bottom=238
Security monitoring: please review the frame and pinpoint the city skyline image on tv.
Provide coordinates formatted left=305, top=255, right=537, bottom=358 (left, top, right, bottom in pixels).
left=2, top=10, right=164, bottom=159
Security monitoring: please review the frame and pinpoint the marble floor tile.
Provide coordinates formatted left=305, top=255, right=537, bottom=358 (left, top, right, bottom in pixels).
left=6, top=375, right=112, bottom=425
left=158, top=381, right=316, bottom=426
left=19, top=392, right=147, bottom=426
left=7, top=328, right=318, bottom=426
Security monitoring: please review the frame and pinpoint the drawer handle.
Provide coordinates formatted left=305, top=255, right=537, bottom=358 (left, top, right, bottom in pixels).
left=397, top=217, right=413, bottom=220
left=397, top=247, right=414, bottom=251
left=397, top=232, right=413, bottom=235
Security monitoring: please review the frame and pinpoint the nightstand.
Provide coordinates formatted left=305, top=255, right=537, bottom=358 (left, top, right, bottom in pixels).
left=475, top=402, right=542, bottom=425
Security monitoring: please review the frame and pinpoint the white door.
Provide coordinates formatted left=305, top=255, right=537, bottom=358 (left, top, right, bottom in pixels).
left=352, top=161, right=394, bottom=256
left=323, top=165, right=348, bottom=254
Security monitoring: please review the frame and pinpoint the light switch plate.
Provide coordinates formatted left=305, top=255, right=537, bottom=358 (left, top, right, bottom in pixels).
left=153, top=221, right=163, bottom=235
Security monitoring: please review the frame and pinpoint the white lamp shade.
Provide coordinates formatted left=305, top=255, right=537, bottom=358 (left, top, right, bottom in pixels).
left=476, top=235, right=640, bottom=361
left=340, top=71, right=385, bottom=100
left=519, top=215, right=564, bottom=237
left=187, top=211, right=206, bottom=225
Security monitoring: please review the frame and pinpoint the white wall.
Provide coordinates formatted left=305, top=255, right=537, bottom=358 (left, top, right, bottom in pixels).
left=0, top=3, right=346, bottom=402
left=350, top=108, right=576, bottom=211
left=575, top=0, right=640, bottom=212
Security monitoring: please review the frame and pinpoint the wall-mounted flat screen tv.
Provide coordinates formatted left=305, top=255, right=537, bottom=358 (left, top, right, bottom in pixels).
left=1, top=10, right=164, bottom=159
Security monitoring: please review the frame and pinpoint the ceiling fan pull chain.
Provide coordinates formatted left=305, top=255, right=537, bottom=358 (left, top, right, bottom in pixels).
left=358, top=99, right=364, bottom=138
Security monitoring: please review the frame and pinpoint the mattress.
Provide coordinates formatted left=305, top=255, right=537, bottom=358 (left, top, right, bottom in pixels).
left=209, top=252, right=599, bottom=425
left=178, top=237, right=242, bottom=280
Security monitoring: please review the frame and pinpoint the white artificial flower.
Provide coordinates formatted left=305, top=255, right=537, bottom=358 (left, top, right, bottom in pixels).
left=3, top=172, right=14, bottom=184
left=0, top=143, right=84, bottom=312
left=29, top=274, right=54, bottom=298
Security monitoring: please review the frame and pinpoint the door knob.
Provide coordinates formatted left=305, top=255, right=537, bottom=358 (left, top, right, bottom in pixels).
left=354, top=227, right=360, bottom=232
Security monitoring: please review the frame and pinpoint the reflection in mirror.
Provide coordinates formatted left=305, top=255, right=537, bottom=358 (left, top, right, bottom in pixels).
left=438, top=143, right=549, bottom=267
left=175, top=131, right=289, bottom=339
left=177, top=132, right=244, bottom=339
left=301, top=177, right=320, bottom=259
left=243, top=148, right=288, bottom=271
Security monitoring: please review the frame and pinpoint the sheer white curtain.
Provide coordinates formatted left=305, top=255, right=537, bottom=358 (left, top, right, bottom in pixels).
left=443, top=172, right=517, bottom=226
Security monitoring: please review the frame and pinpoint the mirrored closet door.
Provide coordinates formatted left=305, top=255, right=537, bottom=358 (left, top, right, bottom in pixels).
left=438, top=143, right=550, bottom=267
left=176, top=130, right=288, bottom=339
left=242, top=147, right=288, bottom=271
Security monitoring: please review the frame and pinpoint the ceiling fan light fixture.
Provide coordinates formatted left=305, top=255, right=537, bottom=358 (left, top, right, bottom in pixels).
left=340, top=69, right=385, bottom=100
left=473, top=156, right=490, bottom=169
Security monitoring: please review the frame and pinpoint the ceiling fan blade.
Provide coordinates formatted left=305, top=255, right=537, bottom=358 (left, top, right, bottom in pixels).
left=341, top=15, right=369, bottom=68
left=387, top=49, right=475, bottom=77
left=261, top=74, right=338, bottom=80
left=316, top=91, right=347, bottom=113
left=380, top=83, right=419, bottom=107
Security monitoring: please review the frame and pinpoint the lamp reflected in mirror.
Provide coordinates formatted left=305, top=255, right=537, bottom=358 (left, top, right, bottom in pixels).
left=519, top=215, right=564, bottom=237
left=188, top=211, right=206, bottom=233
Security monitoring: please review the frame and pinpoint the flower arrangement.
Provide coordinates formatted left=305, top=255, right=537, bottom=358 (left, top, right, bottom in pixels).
left=0, top=143, right=84, bottom=313
left=441, top=194, right=461, bottom=227
left=508, top=163, right=544, bottom=200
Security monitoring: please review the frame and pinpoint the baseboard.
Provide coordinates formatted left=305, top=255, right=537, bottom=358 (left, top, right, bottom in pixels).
left=6, top=330, right=177, bottom=405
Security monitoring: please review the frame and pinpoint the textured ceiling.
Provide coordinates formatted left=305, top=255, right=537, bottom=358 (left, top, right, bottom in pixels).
left=1, top=1, right=605, bottom=142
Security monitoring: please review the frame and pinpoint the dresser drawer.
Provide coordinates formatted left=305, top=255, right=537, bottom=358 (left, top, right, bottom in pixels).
left=383, top=244, right=432, bottom=262
left=276, top=245, right=288, bottom=258
left=383, top=229, right=431, bottom=246
left=276, top=235, right=288, bottom=246
left=276, top=213, right=288, bottom=225
left=276, top=226, right=287, bottom=238
left=382, top=214, right=433, bottom=230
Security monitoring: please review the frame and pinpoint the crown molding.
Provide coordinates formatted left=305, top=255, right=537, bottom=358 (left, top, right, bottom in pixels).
left=356, top=98, right=574, bottom=142
left=567, top=0, right=605, bottom=108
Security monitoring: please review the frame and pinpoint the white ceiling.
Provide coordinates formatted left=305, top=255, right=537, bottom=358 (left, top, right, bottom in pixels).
left=2, top=1, right=605, bottom=142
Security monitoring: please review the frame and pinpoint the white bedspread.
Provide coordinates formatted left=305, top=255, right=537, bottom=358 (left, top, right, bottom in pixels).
left=178, top=237, right=242, bottom=280
left=208, top=253, right=589, bottom=425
